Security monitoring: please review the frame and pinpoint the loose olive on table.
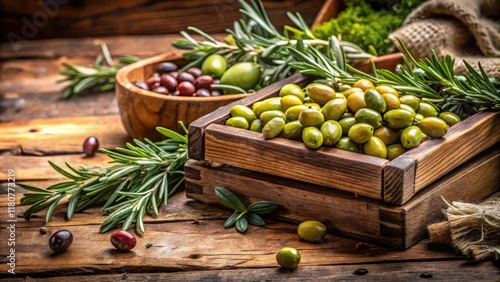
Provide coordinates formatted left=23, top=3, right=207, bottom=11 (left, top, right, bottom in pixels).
left=276, top=247, right=301, bottom=269
left=297, top=220, right=327, bottom=242
left=48, top=230, right=73, bottom=253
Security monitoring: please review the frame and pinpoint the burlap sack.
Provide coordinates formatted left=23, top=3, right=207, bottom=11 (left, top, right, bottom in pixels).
left=389, top=0, right=500, bottom=78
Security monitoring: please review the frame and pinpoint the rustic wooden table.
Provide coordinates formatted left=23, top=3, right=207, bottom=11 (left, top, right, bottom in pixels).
left=0, top=35, right=499, bottom=281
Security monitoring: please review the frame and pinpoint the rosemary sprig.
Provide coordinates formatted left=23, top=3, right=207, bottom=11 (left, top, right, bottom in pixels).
left=171, top=0, right=373, bottom=88
left=288, top=37, right=500, bottom=119
left=19, top=123, right=189, bottom=235
left=57, top=43, right=140, bottom=99
left=215, top=187, right=278, bottom=233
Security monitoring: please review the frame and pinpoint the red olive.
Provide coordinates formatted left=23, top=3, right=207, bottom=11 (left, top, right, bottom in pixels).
left=157, top=62, right=177, bottom=73
left=146, top=76, right=160, bottom=89
left=187, top=67, right=202, bottom=78
left=176, top=72, right=196, bottom=84
left=195, top=75, right=214, bottom=89
left=160, top=74, right=178, bottom=91
left=178, top=81, right=196, bottom=96
left=83, top=136, right=99, bottom=156
left=194, top=88, right=211, bottom=97
left=211, top=90, right=222, bottom=96
left=168, top=71, right=179, bottom=79
left=49, top=230, right=73, bottom=253
left=110, top=230, right=137, bottom=251
left=152, top=86, right=168, bottom=94
left=132, top=80, right=148, bottom=90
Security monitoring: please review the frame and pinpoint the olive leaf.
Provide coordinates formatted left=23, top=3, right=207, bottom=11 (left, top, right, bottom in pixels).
left=214, top=187, right=278, bottom=233
left=214, top=187, right=247, bottom=212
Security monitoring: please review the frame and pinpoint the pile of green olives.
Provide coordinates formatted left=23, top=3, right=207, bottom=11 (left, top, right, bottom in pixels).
left=226, top=80, right=460, bottom=160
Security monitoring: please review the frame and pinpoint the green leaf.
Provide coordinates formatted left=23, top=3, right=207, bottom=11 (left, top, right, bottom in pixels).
left=17, top=183, right=53, bottom=194
left=210, top=84, right=247, bottom=94
left=73, top=77, right=98, bottom=94
left=247, top=201, right=278, bottom=214
left=46, top=193, right=65, bottom=223
left=156, top=127, right=187, bottom=143
left=224, top=211, right=241, bottom=228
left=214, top=187, right=247, bottom=212
left=235, top=217, right=248, bottom=233
left=247, top=212, right=265, bottom=227
left=48, top=161, right=85, bottom=181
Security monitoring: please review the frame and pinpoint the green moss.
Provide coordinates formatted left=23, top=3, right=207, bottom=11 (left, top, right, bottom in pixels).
left=313, top=0, right=427, bottom=56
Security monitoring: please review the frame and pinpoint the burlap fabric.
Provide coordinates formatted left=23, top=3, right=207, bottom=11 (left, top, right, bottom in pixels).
left=389, top=0, right=500, bottom=78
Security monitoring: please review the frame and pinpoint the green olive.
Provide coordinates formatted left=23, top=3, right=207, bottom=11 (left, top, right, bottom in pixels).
left=262, top=117, right=285, bottom=139
left=399, top=95, right=420, bottom=110
left=249, top=119, right=262, bottom=132
left=439, top=112, right=461, bottom=126
left=373, top=125, right=400, bottom=146
left=419, top=117, right=449, bottom=138
left=302, top=127, right=323, bottom=149
left=386, top=144, right=407, bottom=160
left=348, top=123, right=374, bottom=144
left=306, top=83, right=336, bottom=106
left=381, top=93, right=400, bottom=111
left=253, top=97, right=283, bottom=117
left=375, top=85, right=399, bottom=97
left=417, top=102, right=438, bottom=117
left=354, top=108, right=382, bottom=128
left=321, top=97, right=347, bottom=121
left=346, top=91, right=366, bottom=114
left=303, top=102, right=321, bottom=110
left=335, top=137, right=359, bottom=153
left=298, top=108, right=324, bottom=128
left=201, top=54, right=227, bottom=78
left=260, top=110, right=287, bottom=126
left=343, top=87, right=364, bottom=99
left=220, top=62, right=263, bottom=90
left=297, top=220, right=327, bottom=242
left=276, top=247, right=301, bottom=269
left=230, top=105, right=256, bottom=124
left=364, top=136, right=387, bottom=159
left=285, top=105, right=308, bottom=121
left=414, top=113, right=425, bottom=124
left=280, top=95, right=303, bottom=111
left=339, top=116, right=357, bottom=136
left=364, top=89, right=386, bottom=114
left=352, top=79, right=374, bottom=92
left=400, top=125, right=423, bottom=149
left=399, top=104, right=416, bottom=118
left=279, top=84, right=305, bottom=101
left=225, top=116, right=249, bottom=129
left=383, top=109, right=414, bottom=130
left=320, top=120, right=342, bottom=146
left=281, top=120, right=303, bottom=140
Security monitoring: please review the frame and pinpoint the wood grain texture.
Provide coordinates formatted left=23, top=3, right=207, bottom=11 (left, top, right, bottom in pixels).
left=383, top=157, right=416, bottom=204
left=188, top=73, right=309, bottom=160
left=404, top=111, right=500, bottom=193
left=0, top=0, right=323, bottom=40
left=2, top=260, right=500, bottom=281
left=204, top=123, right=388, bottom=199
left=0, top=115, right=129, bottom=155
left=115, top=53, right=247, bottom=139
left=0, top=188, right=465, bottom=277
left=186, top=146, right=500, bottom=249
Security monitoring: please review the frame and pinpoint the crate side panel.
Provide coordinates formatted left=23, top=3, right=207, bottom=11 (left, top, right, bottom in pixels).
left=204, top=124, right=388, bottom=199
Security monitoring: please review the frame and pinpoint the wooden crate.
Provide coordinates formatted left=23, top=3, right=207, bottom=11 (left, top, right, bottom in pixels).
left=185, top=146, right=499, bottom=249
left=187, top=74, right=500, bottom=205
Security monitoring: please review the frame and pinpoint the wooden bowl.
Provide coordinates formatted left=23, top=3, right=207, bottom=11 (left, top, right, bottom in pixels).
left=312, top=0, right=404, bottom=73
left=115, top=52, right=248, bottom=140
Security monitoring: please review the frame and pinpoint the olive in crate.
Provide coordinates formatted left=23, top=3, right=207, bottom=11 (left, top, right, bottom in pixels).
left=225, top=80, right=456, bottom=160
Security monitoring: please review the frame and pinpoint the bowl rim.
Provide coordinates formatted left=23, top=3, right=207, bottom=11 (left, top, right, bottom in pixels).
left=115, top=52, right=249, bottom=102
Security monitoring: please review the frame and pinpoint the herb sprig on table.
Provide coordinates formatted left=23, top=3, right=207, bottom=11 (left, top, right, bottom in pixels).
left=20, top=124, right=188, bottom=235
left=58, top=43, right=140, bottom=99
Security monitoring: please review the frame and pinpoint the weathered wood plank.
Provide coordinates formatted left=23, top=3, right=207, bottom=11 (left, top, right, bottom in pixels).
left=405, top=111, right=500, bottom=193
left=0, top=219, right=464, bottom=277
left=0, top=0, right=323, bottom=42
left=2, top=260, right=499, bottom=281
left=204, top=123, right=388, bottom=199
left=186, top=146, right=500, bottom=249
left=0, top=115, right=129, bottom=155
